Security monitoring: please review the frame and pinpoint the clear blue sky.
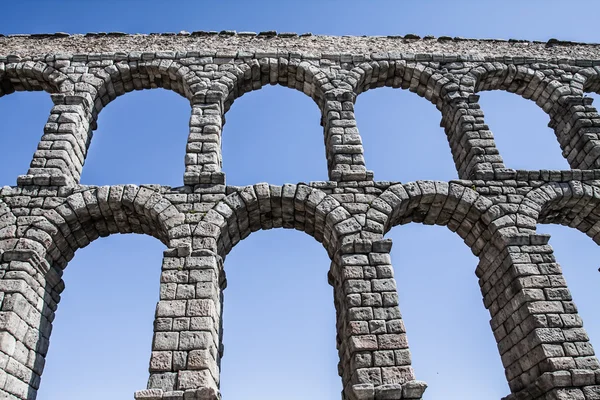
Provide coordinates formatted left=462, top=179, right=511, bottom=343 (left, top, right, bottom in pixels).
left=0, top=1, right=599, bottom=399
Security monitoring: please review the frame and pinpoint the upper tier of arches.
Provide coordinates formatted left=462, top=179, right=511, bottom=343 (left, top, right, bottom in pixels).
left=2, top=57, right=600, bottom=185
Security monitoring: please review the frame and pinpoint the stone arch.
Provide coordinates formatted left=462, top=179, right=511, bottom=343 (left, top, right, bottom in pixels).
left=0, top=61, right=74, bottom=186
left=345, top=61, right=498, bottom=179
left=470, top=63, right=552, bottom=105
left=368, top=191, right=508, bottom=399
left=91, top=60, right=197, bottom=118
left=313, top=62, right=456, bottom=182
left=208, top=67, right=330, bottom=184
left=0, top=186, right=185, bottom=400
left=523, top=181, right=600, bottom=244
left=200, top=183, right=361, bottom=258
left=24, top=60, right=201, bottom=186
left=90, top=59, right=331, bottom=187
left=217, top=59, right=329, bottom=114
left=89, top=60, right=197, bottom=185
left=89, top=59, right=200, bottom=140
left=0, top=61, right=67, bottom=97
left=16, top=185, right=185, bottom=269
left=191, top=60, right=332, bottom=183
left=364, top=181, right=493, bottom=256
left=464, top=64, right=561, bottom=177
left=368, top=181, right=576, bottom=397
left=197, top=183, right=368, bottom=398
left=348, top=60, right=457, bottom=110
left=469, top=63, right=598, bottom=170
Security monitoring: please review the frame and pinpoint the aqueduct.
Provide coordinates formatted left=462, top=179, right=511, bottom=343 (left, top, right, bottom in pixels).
left=0, top=31, right=598, bottom=400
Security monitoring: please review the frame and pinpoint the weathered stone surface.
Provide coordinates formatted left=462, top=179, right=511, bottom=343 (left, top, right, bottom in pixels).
left=0, top=32, right=599, bottom=400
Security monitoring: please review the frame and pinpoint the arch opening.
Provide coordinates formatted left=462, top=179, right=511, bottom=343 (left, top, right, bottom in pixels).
left=367, top=181, right=507, bottom=396
left=37, top=233, right=165, bottom=400
left=0, top=91, right=53, bottom=183
left=354, top=87, right=456, bottom=182
left=478, top=91, right=569, bottom=170
left=385, top=224, right=509, bottom=399
left=81, top=89, right=190, bottom=186
left=219, top=228, right=340, bottom=400
left=221, top=85, right=327, bottom=186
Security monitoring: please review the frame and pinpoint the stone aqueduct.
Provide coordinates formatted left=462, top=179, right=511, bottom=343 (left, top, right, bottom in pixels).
left=0, top=31, right=598, bottom=400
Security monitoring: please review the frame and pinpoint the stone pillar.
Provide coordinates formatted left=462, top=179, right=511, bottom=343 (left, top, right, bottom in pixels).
left=183, top=103, right=225, bottom=186
left=135, top=248, right=226, bottom=400
left=0, top=249, right=63, bottom=400
left=331, top=238, right=426, bottom=400
left=477, top=233, right=600, bottom=399
left=18, top=93, right=94, bottom=186
left=440, top=94, right=507, bottom=179
left=324, top=91, right=373, bottom=182
left=547, top=96, right=600, bottom=170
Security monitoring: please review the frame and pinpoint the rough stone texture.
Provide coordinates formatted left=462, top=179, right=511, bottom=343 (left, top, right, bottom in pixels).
left=0, top=32, right=598, bottom=399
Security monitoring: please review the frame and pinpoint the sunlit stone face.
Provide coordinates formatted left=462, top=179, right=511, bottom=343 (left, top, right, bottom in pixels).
left=0, top=32, right=599, bottom=400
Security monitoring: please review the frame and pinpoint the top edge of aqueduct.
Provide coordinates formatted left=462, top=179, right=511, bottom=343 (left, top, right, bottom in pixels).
left=0, top=31, right=599, bottom=60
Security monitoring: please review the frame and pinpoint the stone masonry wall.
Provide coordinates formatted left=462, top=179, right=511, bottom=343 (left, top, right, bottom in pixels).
left=0, top=31, right=599, bottom=400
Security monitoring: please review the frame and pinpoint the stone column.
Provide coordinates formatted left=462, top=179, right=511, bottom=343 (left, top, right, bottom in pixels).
left=0, top=249, right=63, bottom=400
left=18, top=93, right=94, bottom=187
left=184, top=103, right=225, bottom=186
left=135, top=248, right=226, bottom=400
left=477, top=233, right=600, bottom=399
left=440, top=94, right=507, bottom=180
left=331, top=238, right=426, bottom=400
left=324, top=91, right=373, bottom=182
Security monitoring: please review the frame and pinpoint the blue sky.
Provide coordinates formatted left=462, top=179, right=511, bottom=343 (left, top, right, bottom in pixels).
left=0, top=1, right=599, bottom=399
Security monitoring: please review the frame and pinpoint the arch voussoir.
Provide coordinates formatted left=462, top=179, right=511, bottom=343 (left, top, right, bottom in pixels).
left=373, top=181, right=494, bottom=256
left=7, top=186, right=183, bottom=268
left=0, top=61, right=67, bottom=97
left=526, top=181, right=600, bottom=245
left=206, top=184, right=353, bottom=258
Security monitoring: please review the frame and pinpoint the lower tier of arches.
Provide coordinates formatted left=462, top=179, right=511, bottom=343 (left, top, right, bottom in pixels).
left=0, top=179, right=597, bottom=399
